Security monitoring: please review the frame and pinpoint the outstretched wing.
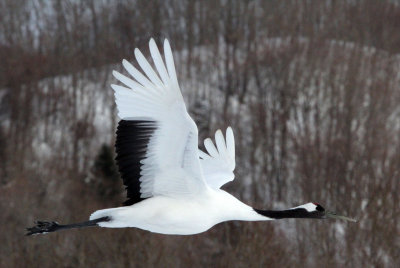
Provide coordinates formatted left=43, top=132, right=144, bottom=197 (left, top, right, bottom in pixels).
left=112, top=39, right=207, bottom=205
left=199, top=127, right=236, bottom=189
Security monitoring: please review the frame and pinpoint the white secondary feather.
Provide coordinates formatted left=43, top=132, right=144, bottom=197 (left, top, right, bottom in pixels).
left=112, top=38, right=206, bottom=198
left=199, top=127, right=236, bottom=189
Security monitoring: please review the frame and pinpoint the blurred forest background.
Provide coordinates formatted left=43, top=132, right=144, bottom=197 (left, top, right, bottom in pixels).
left=1, top=0, right=400, bottom=267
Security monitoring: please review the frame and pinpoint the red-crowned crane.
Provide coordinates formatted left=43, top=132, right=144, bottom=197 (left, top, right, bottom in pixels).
left=27, top=39, right=355, bottom=236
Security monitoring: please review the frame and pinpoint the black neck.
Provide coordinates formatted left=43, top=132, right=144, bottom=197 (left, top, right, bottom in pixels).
left=254, top=208, right=318, bottom=219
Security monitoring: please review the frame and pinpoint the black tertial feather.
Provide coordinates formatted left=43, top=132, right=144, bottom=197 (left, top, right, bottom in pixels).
left=115, top=120, right=157, bottom=206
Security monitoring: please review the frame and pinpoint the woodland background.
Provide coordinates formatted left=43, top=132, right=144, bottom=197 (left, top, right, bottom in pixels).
left=1, top=0, right=399, bottom=267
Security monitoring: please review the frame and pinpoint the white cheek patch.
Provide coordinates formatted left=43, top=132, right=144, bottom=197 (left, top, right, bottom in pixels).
left=292, top=203, right=317, bottom=212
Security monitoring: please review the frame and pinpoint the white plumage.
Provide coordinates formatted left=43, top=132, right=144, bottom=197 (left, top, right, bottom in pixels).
left=27, top=38, right=355, bottom=237
left=91, top=38, right=264, bottom=234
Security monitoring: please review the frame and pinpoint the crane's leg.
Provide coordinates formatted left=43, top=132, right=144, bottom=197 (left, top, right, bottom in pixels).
left=26, top=216, right=110, bottom=236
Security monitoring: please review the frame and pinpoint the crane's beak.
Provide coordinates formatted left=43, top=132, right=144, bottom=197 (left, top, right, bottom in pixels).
left=325, top=211, right=357, bottom=222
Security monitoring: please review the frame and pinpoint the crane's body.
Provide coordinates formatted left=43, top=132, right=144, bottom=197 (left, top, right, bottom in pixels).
left=27, top=38, right=355, bottom=236
left=90, top=189, right=264, bottom=235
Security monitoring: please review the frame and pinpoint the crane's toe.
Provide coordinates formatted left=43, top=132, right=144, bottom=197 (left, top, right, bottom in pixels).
left=26, top=221, right=60, bottom=235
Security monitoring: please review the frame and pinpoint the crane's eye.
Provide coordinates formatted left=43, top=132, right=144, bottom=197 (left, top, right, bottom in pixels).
left=315, top=204, right=325, bottom=212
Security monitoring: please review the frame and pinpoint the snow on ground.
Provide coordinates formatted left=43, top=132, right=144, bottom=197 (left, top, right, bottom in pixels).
left=2, top=37, right=400, bottom=245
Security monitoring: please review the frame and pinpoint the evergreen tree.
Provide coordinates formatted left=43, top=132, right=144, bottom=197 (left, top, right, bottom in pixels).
left=92, top=144, right=121, bottom=199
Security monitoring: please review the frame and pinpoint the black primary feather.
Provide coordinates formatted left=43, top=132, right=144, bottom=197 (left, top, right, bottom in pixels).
left=115, top=120, right=157, bottom=206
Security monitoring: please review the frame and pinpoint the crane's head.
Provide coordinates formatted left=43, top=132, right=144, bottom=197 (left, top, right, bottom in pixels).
left=296, top=203, right=356, bottom=222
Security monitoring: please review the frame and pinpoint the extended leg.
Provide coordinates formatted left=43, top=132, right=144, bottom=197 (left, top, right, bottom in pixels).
left=26, top=216, right=111, bottom=236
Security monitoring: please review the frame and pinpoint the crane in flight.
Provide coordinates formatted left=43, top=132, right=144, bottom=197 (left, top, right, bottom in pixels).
left=27, top=39, right=355, bottom=236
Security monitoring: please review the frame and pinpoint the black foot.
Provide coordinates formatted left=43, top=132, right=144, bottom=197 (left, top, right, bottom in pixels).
left=26, top=221, right=60, bottom=236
